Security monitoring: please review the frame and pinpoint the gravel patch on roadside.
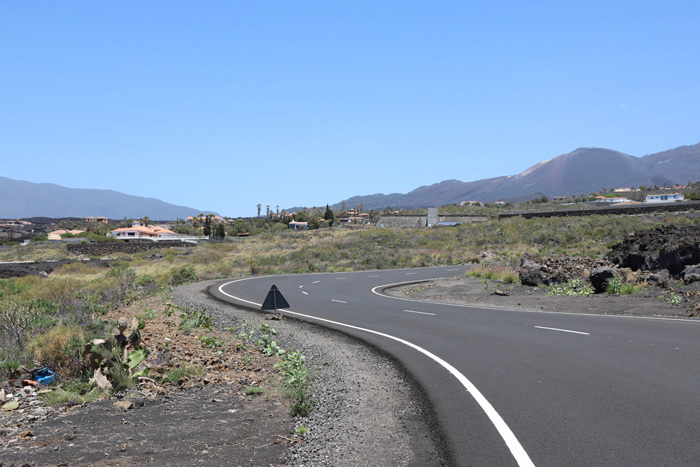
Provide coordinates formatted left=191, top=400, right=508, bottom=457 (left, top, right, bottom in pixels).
left=172, top=280, right=448, bottom=466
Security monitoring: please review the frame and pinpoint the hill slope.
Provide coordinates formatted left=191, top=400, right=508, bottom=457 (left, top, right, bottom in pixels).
left=0, top=177, right=209, bottom=220
left=333, top=143, right=700, bottom=210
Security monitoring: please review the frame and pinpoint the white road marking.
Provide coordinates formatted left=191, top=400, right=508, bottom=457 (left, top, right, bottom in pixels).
left=367, top=275, right=379, bottom=277
left=302, top=291, right=308, bottom=295
left=299, top=285, right=303, bottom=288
left=337, top=277, right=346, bottom=280
left=331, top=299, right=347, bottom=304
left=405, top=272, right=418, bottom=275
left=218, top=278, right=535, bottom=467
left=403, top=310, right=436, bottom=316
left=534, top=326, right=590, bottom=336
left=447, top=269, right=459, bottom=271
left=313, top=280, right=320, bottom=284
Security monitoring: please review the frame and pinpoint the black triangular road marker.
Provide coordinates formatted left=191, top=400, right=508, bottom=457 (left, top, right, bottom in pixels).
left=261, top=284, right=290, bottom=311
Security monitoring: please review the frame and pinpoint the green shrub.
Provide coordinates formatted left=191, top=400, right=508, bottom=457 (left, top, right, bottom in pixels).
left=606, top=275, right=623, bottom=295
left=163, top=364, right=205, bottom=385
left=547, top=279, right=594, bottom=296
left=179, top=308, right=213, bottom=334
left=276, top=350, right=315, bottom=417
left=29, top=325, right=85, bottom=377
left=171, top=265, right=198, bottom=286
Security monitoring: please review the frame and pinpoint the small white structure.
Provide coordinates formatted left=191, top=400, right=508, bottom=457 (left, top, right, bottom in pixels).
left=645, top=193, right=685, bottom=203
left=288, top=221, right=308, bottom=230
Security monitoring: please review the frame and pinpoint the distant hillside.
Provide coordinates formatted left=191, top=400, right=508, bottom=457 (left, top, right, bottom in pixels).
left=332, top=143, right=700, bottom=211
left=0, top=177, right=210, bottom=220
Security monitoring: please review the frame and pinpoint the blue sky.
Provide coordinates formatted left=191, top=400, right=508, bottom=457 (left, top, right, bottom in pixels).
left=2, top=1, right=699, bottom=217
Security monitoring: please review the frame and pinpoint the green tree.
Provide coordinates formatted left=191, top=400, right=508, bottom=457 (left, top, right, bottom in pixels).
left=215, top=223, right=226, bottom=240
left=324, top=205, right=335, bottom=226
left=308, top=216, right=321, bottom=229
left=203, top=214, right=213, bottom=237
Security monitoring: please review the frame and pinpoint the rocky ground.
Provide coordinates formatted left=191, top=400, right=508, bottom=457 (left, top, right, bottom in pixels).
left=0, top=260, right=115, bottom=279
left=386, top=274, right=700, bottom=319
left=1, top=267, right=698, bottom=466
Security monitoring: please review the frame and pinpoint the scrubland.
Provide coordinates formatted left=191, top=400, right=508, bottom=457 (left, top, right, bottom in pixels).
left=1, top=212, right=699, bottom=394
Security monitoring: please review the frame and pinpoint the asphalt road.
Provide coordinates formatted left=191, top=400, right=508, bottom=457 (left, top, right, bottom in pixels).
left=210, top=266, right=700, bottom=466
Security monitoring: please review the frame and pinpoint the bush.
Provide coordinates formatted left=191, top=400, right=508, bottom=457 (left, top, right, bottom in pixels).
left=606, top=275, right=623, bottom=295
left=163, top=364, right=205, bottom=385
left=29, top=325, right=86, bottom=377
left=171, top=265, right=198, bottom=286
left=547, top=279, right=594, bottom=296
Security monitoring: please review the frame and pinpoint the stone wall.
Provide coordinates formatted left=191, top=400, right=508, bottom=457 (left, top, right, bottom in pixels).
left=499, top=201, right=700, bottom=219
left=67, top=240, right=196, bottom=256
left=377, top=215, right=488, bottom=228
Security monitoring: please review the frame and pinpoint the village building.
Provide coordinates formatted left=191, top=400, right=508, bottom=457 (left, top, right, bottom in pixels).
left=108, top=222, right=185, bottom=240
left=47, top=230, right=85, bottom=241
left=645, top=193, right=685, bottom=203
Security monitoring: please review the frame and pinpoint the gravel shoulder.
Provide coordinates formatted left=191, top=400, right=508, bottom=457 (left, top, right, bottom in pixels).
left=385, top=275, right=700, bottom=319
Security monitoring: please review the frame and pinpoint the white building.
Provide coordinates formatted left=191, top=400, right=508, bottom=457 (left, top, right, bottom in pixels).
left=645, top=193, right=685, bottom=203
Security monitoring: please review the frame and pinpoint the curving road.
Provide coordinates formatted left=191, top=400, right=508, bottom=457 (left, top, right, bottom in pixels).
left=210, top=266, right=700, bottom=466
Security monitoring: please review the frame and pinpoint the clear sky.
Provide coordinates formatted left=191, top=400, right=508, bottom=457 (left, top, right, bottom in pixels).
left=2, top=1, right=699, bottom=217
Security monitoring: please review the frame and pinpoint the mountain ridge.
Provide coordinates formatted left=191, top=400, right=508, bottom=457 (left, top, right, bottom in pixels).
left=332, top=142, right=700, bottom=211
left=0, top=177, right=212, bottom=220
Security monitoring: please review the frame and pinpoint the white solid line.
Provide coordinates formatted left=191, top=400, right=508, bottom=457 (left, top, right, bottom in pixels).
left=218, top=278, right=535, bottom=467
left=404, top=310, right=436, bottom=316
left=534, top=326, right=590, bottom=335
left=331, top=299, right=347, bottom=304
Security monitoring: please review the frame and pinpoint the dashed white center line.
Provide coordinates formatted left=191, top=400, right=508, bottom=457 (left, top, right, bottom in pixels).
left=337, top=277, right=346, bottom=280
left=403, top=310, right=436, bottom=316
left=313, top=280, right=320, bottom=284
left=367, top=275, right=379, bottom=277
left=299, top=285, right=303, bottom=288
left=534, top=326, right=590, bottom=336
left=302, top=291, right=308, bottom=295
left=331, top=299, right=347, bottom=304
left=405, top=272, right=418, bottom=275
left=447, top=269, right=459, bottom=271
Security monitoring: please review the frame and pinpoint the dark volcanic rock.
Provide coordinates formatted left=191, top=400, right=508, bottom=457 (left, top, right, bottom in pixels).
left=681, top=265, right=700, bottom=284
left=519, top=257, right=545, bottom=286
left=606, top=225, right=700, bottom=273
left=519, top=255, right=610, bottom=287
left=649, top=269, right=671, bottom=287
left=589, top=266, right=615, bottom=294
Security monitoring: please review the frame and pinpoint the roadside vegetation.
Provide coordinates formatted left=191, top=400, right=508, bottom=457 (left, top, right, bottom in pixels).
left=2, top=211, right=700, bottom=412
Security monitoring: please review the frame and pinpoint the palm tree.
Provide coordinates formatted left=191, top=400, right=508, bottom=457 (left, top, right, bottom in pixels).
left=257, top=204, right=262, bottom=218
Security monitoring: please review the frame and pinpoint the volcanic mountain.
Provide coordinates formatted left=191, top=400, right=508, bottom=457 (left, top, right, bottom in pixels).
left=334, top=143, right=700, bottom=211
left=0, top=177, right=210, bottom=220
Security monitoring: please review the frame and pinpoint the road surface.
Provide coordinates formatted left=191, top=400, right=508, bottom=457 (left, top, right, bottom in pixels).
left=210, top=266, right=700, bottom=466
